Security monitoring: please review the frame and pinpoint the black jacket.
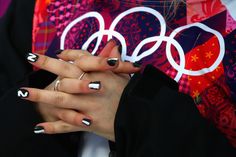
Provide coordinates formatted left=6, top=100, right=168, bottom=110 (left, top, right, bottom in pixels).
left=115, top=65, right=236, bottom=157
left=0, top=0, right=235, bottom=156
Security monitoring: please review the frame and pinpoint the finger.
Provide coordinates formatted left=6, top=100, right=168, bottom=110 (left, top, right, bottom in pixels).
left=17, top=88, right=84, bottom=110
left=34, top=109, right=92, bottom=134
left=56, top=109, right=92, bottom=127
left=108, top=46, right=141, bottom=73
left=99, top=39, right=117, bottom=57
left=58, top=78, right=101, bottom=94
left=57, top=49, right=91, bottom=61
left=74, top=55, right=119, bottom=72
left=113, top=61, right=141, bottom=73
left=34, top=120, right=83, bottom=134
left=109, top=45, right=122, bottom=59
left=26, top=53, right=82, bottom=78
left=57, top=40, right=117, bottom=61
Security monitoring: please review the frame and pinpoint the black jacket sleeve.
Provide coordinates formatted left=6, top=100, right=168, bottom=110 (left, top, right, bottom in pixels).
left=114, top=65, right=236, bottom=157
left=0, top=0, right=78, bottom=156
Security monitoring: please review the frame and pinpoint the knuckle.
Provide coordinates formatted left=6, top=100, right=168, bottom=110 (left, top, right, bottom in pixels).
left=53, top=93, right=65, bottom=106
left=74, top=59, right=82, bottom=67
left=58, top=110, right=68, bottom=121
left=33, top=90, right=41, bottom=101
left=41, top=56, right=49, bottom=68
left=61, top=63, right=72, bottom=72
left=79, top=55, right=87, bottom=62
left=59, top=123, right=71, bottom=132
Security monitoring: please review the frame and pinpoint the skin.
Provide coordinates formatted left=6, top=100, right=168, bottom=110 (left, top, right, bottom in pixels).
left=21, top=41, right=140, bottom=141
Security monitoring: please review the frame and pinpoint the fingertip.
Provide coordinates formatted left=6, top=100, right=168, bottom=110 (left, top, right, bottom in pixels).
left=34, top=123, right=56, bottom=134
left=88, top=81, right=101, bottom=91
left=26, top=52, right=39, bottom=63
left=132, top=61, right=142, bottom=68
left=34, top=125, right=45, bottom=134
left=82, top=118, right=92, bottom=126
left=17, top=88, right=30, bottom=99
left=107, top=58, right=119, bottom=67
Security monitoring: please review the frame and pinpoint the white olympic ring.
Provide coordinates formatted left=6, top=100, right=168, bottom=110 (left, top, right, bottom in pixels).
left=60, top=6, right=225, bottom=82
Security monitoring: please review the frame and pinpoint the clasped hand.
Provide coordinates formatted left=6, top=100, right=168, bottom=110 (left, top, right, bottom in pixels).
left=19, top=41, right=140, bottom=141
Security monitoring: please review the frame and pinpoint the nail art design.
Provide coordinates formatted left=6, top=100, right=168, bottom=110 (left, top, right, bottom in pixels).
left=34, top=126, right=45, bottom=134
left=88, top=81, right=101, bottom=90
left=82, top=118, right=91, bottom=126
left=27, top=53, right=39, bottom=62
left=55, top=49, right=63, bottom=55
left=133, top=61, right=141, bottom=68
left=107, top=58, right=118, bottom=66
left=107, top=39, right=116, bottom=44
left=17, top=89, right=29, bottom=98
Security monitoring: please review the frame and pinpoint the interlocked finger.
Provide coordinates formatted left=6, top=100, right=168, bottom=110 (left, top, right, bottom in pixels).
left=57, top=49, right=91, bottom=61
left=27, top=53, right=83, bottom=78
left=18, top=88, right=87, bottom=110
left=34, top=120, right=85, bottom=134
left=57, top=78, right=101, bottom=94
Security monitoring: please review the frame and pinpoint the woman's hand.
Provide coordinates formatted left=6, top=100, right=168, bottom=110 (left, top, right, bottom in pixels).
left=21, top=69, right=129, bottom=141
left=35, top=41, right=139, bottom=122
left=18, top=41, right=140, bottom=140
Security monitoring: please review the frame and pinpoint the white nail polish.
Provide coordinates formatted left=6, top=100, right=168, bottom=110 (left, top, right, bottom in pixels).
left=82, top=118, right=91, bottom=126
left=88, top=81, right=101, bottom=90
left=27, top=53, right=39, bottom=62
left=107, top=58, right=118, bottom=66
left=17, top=89, right=29, bottom=98
left=34, top=126, right=45, bottom=134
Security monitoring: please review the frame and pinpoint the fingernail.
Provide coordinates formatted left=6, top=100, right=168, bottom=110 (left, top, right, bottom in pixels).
left=133, top=61, right=141, bottom=68
left=27, top=53, right=39, bottom=63
left=118, top=45, right=122, bottom=54
left=107, top=58, right=118, bottom=66
left=34, top=126, right=45, bottom=134
left=55, top=49, right=63, bottom=55
left=89, top=81, right=101, bottom=90
left=107, top=39, right=116, bottom=44
left=82, top=118, right=91, bottom=126
left=17, top=89, right=29, bottom=98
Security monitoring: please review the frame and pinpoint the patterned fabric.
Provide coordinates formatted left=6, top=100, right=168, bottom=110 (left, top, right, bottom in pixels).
left=32, top=0, right=236, bottom=147
left=0, top=0, right=11, bottom=18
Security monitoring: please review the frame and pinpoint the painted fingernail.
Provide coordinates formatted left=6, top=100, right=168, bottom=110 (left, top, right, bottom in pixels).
left=27, top=53, right=39, bottom=62
left=133, top=61, right=141, bottom=68
left=107, top=39, right=116, bottom=44
left=118, top=45, right=122, bottom=54
left=17, top=89, right=29, bottom=98
left=89, top=81, right=101, bottom=90
left=82, top=118, right=91, bottom=126
left=55, top=49, right=63, bottom=55
left=107, top=58, right=118, bottom=66
left=34, top=126, right=45, bottom=134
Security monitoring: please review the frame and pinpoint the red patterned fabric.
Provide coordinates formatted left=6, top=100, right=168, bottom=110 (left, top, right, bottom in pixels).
left=32, top=0, right=236, bottom=148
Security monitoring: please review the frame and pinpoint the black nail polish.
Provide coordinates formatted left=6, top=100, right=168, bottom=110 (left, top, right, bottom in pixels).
left=27, top=53, right=39, bottom=63
left=82, top=118, right=91, bottom=126
left=34, top=126, right=45, bottom=134
left=107, top=39, right=116, bottom=44
left=55, top=49, right=63, bottom=55
left=89, top=81, right=101, bottom=90
left=133, top=61, right=141, bottom=68
left=17, top=89, right=29, bottom=98
left=107, top=58, right=118, bottom=66
left=118, top=45, right=122, bottom=54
